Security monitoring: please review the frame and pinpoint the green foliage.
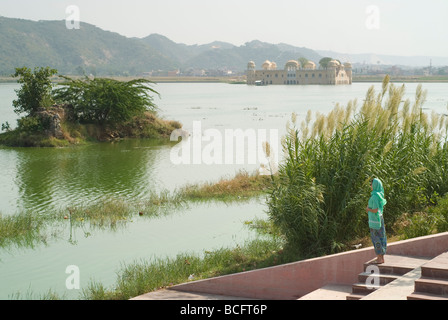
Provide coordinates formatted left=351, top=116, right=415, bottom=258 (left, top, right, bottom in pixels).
left=12, top=66, right=57, bottom=115
left=1, top=121, right=11, bottom=132
left=16, top=116, right=50, bottom=133
left=0, top=211, right=43, bottom=248
left=0, top=17, right=176, bottom=76
left=267, top=161, right=331, bottom=257
left=428, top=193, right=448, bottom=233
left=397, top=212, right=439, bottom=239
left=319, top=57, right=333, bottom=69
left=394, top=193, right=448, bottom=240
left=53, top=76, right=159, bottom=124
left=298, top=57, right=309, bottom=68
left=267, top=76, right=448, bottom=257
left=81, top=238, right=284, bottom=300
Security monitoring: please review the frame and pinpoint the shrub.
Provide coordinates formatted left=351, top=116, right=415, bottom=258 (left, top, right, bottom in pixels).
left=429, top=193, right=448, bottom=233
left=12, top=66, right=58, bottom=116
left=53, top=76, right=159, bottom=124
left=16, top=115, right=51, bottom=133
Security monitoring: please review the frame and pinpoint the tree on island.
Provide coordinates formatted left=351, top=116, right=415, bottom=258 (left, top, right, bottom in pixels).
left=12, top=66, right=58, bottom=116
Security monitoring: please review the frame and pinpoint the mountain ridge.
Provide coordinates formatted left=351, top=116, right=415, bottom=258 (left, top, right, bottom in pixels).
left=1, top=16, right=446, bottom=76
left=0, top=16, right=325, bottom=75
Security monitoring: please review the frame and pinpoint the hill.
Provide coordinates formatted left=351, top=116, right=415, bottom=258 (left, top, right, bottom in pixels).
left=142, top=34, right=323, bottom=72
left=0, top=16, right=176, bottom=76
left=0, top=16, right=324, bottom=76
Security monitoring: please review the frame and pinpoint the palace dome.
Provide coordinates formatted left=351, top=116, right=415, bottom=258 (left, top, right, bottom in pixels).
left=304, top=61, right=316, bottom=69
left=328, top=60, right=340, bottom=68
left=284, top=60, right=299, bottom=70
left=262, top=60, right=272, bottom=70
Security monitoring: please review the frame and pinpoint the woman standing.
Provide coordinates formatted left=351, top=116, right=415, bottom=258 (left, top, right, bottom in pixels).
left=366, top=178, right=388, bottom=264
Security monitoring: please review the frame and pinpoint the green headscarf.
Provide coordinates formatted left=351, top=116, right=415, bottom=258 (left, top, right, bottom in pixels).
left=371, top=178, right=387, bottom=211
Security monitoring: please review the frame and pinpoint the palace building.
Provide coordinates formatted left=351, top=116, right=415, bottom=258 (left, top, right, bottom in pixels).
left=246, top=59, right=352, bottom=85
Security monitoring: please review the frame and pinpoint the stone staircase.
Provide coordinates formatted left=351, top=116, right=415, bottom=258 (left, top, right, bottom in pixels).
left=346, top=255, right=431, bottom=300
left=407, top=252, right=448, bottom=300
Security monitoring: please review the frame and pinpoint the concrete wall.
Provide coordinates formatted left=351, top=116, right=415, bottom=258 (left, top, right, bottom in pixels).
left=170, top=232, right=448, bottom=300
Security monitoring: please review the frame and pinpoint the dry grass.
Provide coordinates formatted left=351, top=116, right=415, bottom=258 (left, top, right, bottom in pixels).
left=179, top=170, right=272, bottom=201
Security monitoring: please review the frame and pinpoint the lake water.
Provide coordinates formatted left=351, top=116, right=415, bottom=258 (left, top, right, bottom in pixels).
left=0, top=81, right=447, bottom=299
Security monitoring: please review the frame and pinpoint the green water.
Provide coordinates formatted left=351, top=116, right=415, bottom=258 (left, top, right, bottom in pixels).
left=2, top=139, right=171, bottom=215
left=0, top=198, right=266, bottom=299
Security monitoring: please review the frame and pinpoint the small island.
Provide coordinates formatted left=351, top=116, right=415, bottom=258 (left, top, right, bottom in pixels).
left=0, top=66, right=181, bottom=147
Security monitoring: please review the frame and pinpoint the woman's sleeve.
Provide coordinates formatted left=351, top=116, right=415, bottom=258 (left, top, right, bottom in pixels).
left=369, top=195, right=380, bottom=209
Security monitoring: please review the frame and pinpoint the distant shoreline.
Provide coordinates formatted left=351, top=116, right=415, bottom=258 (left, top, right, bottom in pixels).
left=0, top=76, right=238, bottom=84
left=1, top=75, right=448, bottom=84
left=353, top=75, right=448, bottom=83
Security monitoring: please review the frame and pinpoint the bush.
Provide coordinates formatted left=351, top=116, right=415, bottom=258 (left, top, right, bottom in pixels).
left=267, top=76, right=448, bottom=257
left=429, top=193, right=448, bottom=233
left=396, top=212, right=439, bottom=239
left=53, top=76, right=159, bottom=124
left=12, top=66, right=58, bottom=116
left=17, top=116, right=50, bottom=133
left=267, top=162, right=331, bottom=256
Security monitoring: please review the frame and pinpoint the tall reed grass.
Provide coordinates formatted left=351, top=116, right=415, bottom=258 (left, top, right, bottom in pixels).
left=267, top=75, right=448, bottom=257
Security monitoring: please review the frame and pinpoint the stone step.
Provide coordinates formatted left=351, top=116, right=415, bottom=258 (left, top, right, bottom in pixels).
left=414, top=277, right=448, bottom=296
left=347, top=255, right=431, bottom=300
left=362, top=266, right=423, bottom=300
left=358, top=272, right=399, bottom=286
left=420, top=252, right=448, bottom=280
left=407, top=252, right=448, bottom=300
left=351, top=283, right=381, bottom=295
left=422, top=267, right=448, bottom=280
left=346, top=293, right=365, bottom=300
left=363, top=255, right=430, bottom=276
left=407, top=292, right=448, bottom=300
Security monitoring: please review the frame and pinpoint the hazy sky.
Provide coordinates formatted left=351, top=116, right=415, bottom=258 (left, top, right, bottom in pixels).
left=1, top=0, right=447, bottom=57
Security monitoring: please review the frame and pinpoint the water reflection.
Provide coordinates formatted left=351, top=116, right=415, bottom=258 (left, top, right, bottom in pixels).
left=13, top=139, right=167, bottom=215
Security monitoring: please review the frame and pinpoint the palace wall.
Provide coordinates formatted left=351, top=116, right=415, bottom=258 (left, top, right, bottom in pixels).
left=247, top=59, right=352, bottom=86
